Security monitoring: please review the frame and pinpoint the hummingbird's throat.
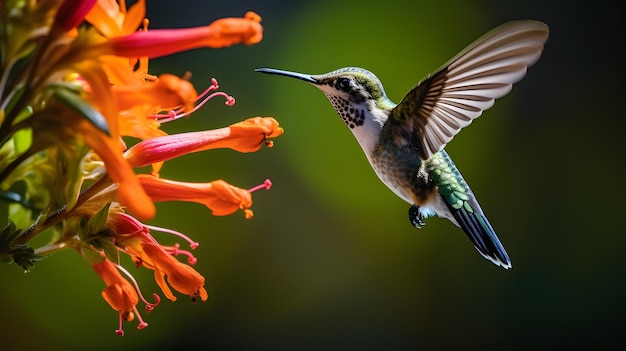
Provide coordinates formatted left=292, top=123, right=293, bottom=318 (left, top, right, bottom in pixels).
left=324, top=93, right=365, bottom=129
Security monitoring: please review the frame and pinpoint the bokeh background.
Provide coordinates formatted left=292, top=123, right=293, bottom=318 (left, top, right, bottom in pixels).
left=1, top=0, right=624, bottom=349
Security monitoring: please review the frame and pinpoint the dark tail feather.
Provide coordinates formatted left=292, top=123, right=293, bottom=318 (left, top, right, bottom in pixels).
left=429, top=150, right=511, bottom=268
left=448, top=203, right=511, bottom=269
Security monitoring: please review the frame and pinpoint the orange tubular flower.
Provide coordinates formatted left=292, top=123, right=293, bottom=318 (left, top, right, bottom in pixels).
left=92, top=259, right=146, bottom=336
left=137, top=175, right=269, bottom=218
left=108, top=211, right=205, bottom=303
left=111, top=73, right=198, bottom=112
left=142, top=242, right=208, bottom=303
left=96, top=11, right=263, bottom=59
left=124, top=117, right=283, bottom=168
left=119, top=238, right=208, bottom=303
left=93, top=259, right=139, bottom=313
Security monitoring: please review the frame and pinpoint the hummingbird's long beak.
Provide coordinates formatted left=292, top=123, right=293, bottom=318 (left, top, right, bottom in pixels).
left=255, top=68, right=319, bottom=84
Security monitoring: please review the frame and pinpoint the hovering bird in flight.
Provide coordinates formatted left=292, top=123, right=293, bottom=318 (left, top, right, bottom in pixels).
left=257, top=20, right=549, bottom=268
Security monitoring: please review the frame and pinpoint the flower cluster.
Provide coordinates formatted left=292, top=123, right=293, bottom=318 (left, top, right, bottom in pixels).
left=0, top=0, right=283, bottom=335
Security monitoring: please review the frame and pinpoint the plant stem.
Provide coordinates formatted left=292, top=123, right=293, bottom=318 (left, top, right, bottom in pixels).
left=14, top=173, right=114, bottom=245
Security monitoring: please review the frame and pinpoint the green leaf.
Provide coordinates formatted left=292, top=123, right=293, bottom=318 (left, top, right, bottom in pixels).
left=79, top=203, right=118, bottom=264
left=88, top=202, right=111, bottom=233
left=0, top=181, right=38, bottom=211
left=80, top=243, right=105, bottom=265
left=0, top=221, right=41, bottom=271
left=11, top=244, right=41, bottom=271
left=0, top=189, right=23, bottom=204
left=96, top=238, right=120, bottom=264
left=0, top=220, right=19, bottom=248
left=52, top=86, right=110, bottom=136
left=13, top=127, right=33, bottom=155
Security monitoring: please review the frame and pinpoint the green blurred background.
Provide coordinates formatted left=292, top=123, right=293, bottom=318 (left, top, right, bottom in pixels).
left=2, top=0, right=624, bottom=349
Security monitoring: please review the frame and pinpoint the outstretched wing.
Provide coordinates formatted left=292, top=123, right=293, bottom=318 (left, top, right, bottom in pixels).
left=390, top=20, right=549, bottom=159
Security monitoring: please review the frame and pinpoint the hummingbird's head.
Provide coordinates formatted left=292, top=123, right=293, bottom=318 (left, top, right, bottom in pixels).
left=256, top=67, right=396, bottom=156
left=256, top=67, right=393, bottom=130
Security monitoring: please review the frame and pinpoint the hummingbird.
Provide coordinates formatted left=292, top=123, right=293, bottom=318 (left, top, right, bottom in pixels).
left=256, top=20, right=548, bottom=269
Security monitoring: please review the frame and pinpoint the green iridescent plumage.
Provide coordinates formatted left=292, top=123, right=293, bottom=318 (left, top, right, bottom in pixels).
left=427, top=152, right=471, bottom=211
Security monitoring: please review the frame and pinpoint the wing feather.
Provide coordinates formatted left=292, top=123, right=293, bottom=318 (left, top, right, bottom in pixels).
left=390, top=20, right=549, bottom=159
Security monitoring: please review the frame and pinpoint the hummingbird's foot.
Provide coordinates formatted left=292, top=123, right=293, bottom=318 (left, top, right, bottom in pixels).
left=409, top=205, right=426, bottom=229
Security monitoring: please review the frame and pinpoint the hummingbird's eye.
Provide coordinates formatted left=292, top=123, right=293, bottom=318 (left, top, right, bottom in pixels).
left=336, top=77, right=350, bottom=91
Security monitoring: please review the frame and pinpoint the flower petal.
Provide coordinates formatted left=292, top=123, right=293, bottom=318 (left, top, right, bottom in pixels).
left=85, top=0, right=146, bottom=37
left=225, top=117, right=285, bottom=152
left=137, top=175, right=253, bottom=217
left=84, top=0, right=124, bottom=37
left=153, top=269, right=177, bottom=302
left=79, top=120, right=156, bottom=220
left=140, top=242, right=207, bottom=301
left=92, top=259, right=139, bottom=312
left=112, top=74, right=198, bottom=112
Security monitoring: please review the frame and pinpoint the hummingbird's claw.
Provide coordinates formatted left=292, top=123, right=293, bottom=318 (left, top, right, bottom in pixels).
left=409, top=205, right=426, bottom=229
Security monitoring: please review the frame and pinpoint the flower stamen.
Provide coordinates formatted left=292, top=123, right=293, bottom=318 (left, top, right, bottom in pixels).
left=115, top=313, right=125, bottom=336
left=115, top=262, right=161, bottom=311
left=145, top=224, right=200, bottom=249
left=163, top=243, right=198, bottom=265
left=248, top=179, right=272, bottom=193
left=150, top=78, right=235, bottom=122
left=134, top=306, right=149, bottom=330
